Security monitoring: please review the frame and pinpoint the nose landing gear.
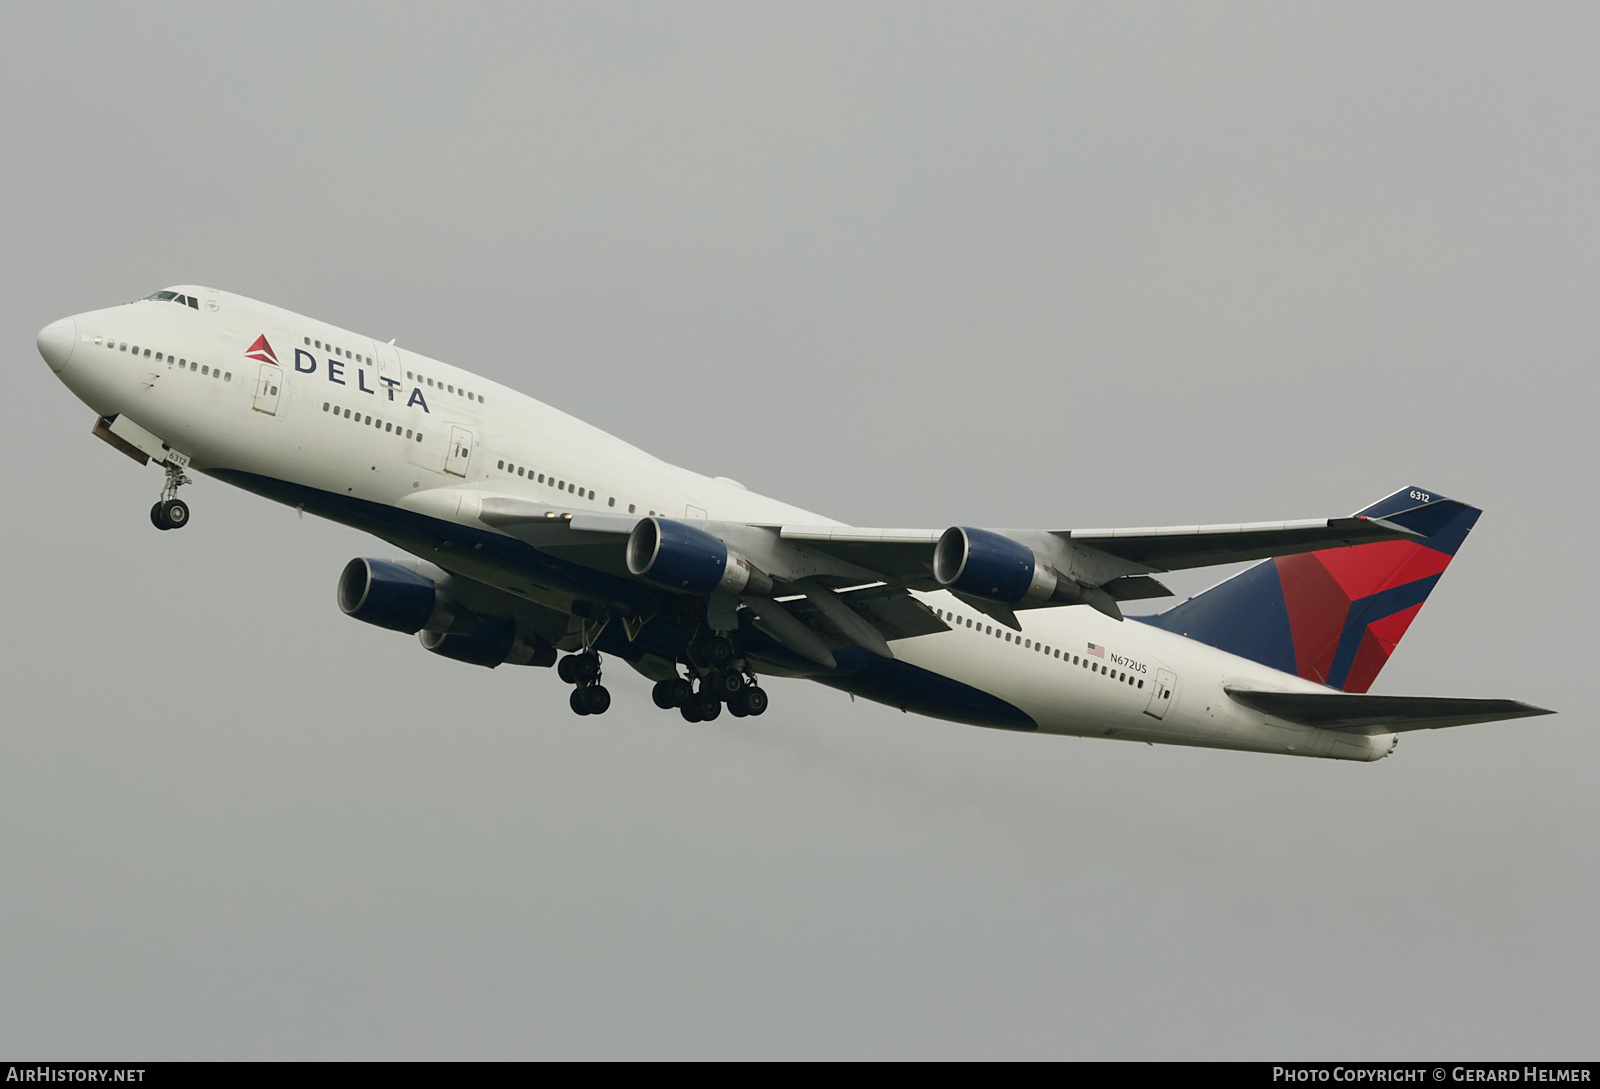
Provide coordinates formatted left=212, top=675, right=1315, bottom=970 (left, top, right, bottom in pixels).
left=150, top=498, right=189, bottom=531
left=149, top=460, right=193, bottom=531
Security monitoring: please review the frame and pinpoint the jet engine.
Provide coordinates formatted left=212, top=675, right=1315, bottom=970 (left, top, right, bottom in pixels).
left=933, top=528, right=1167, bottom=620
left=419, top=616, right=556, bottom=668
left=933, top=527, right=1064, bottom=606
left=626, top=517, right=773, bottom=596
left=337, top=558, right=471, bottom=634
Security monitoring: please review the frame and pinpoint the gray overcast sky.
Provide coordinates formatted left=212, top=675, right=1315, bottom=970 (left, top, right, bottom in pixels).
left=2, top=2, right=1595, bottom=1059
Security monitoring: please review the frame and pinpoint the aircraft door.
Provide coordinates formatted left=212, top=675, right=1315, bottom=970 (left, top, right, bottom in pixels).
left=252, top=364, right=282, bottom=416
left=445, top=426, right=473, bottom=477
left=371, top=339, right=402, bottom=384
left=1144, top=668, right=1177, bottom=720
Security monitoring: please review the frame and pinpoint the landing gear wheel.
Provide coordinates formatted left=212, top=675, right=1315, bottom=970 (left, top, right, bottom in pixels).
left=735, top=686, right=769, bottom=717
left=680, top=702, right=704, bottom=723
left=581, top=685, right=611, bottom=715
left=653, top=678, right=693, bottom=709
left=691, top=635, right=736, bottom=669
left=151, top=498, right=189, bottom=531
left=705, top=636, right=735, bottom=668
left=688, top=692, right=722, bottom=722
left=708, top=668, right=745, bottom=701
left=569, top=688, right=592, bottom=716
left=558, top=652, right=601, bottom=685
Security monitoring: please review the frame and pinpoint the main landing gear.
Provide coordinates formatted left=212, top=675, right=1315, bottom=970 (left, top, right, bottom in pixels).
left=650, top=635, right=769, bottom=722
left=559, top=649, right=611, bottom=715
left=557, top=632, right=770, bottom=721
left=149, top=461, right=193, bottom=531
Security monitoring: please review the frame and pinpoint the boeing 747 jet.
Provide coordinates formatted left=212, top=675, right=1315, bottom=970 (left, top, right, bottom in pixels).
left=35, top=286, right=1551, bottom=760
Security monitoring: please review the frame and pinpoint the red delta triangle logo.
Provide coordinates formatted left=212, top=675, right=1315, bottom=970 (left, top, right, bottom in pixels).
left=244, top=335, right=280, bottom=366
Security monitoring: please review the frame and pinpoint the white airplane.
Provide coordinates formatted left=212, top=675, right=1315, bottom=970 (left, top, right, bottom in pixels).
left=36, top=286, right=1550, bottom=761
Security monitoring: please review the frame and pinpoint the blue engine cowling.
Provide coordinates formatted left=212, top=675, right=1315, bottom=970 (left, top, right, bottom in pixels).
left=419, top=616, right=556, bottom=668
left=933, top=527, right=1055, bottom=606
left=338, top=558, right=442, bottom=633
left=420, top=615, right=516, bottom=666
left=626, top=517, right=769, bottom=595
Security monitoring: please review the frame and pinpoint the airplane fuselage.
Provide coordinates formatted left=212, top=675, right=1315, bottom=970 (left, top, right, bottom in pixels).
left=38, top=286, right=1400, bottom=761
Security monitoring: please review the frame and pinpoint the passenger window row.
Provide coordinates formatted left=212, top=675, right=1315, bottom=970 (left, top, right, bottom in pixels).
left=93, top=336, right=231, bottom=382
left=492, top=459, right=649, bottom=515
left=932, top=607, right=1146, bottom=690
left=408, top=369, right=485, bottom=405
left=495, top=459, right=598, bottom=499
left=304, top=336, right=373, bottom=367
left=323, top=401, right=424, bottom=442
left=303, top=337, right=488, bottom=407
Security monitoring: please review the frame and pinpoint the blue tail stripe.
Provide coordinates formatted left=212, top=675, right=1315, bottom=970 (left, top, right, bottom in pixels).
left=1324, top=574, right=1442, bottom=689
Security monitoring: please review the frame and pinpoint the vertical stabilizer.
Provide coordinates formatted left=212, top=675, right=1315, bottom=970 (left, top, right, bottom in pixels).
left=1137, top=487, right=1480, bottom=692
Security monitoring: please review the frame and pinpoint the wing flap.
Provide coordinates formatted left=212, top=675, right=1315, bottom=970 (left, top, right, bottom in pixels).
left=1103, top=575, right=1172, bottom=601
left=835, top=583, right=950, bottom=640
left=778, top=526, right=942, bottom=588
left=1224, top=686, right=1554, bottom=734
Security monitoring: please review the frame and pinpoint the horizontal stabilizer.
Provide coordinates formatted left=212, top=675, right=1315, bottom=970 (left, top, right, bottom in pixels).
left=1223, top=686, right=1554, bottom=734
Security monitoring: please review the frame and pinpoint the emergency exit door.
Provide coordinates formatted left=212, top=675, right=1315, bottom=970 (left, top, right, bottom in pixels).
left=1144, top=668, right=1177, bottom=720
left=252, top=364, right=281, bottom=415
left=445, top=426, right=473, bottom=477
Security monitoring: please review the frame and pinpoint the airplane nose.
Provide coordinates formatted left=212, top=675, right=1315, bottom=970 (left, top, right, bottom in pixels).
left=37, top=317, right=78, bottom=373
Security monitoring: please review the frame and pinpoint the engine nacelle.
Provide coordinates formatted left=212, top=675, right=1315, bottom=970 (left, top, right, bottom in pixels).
left=419, top=616, right=556, bottom=668
left=626, top=517, right=772, bottom=596
left=933, top=527, right=1060, bottom=606
left=337, top=558, right=469, bottom=634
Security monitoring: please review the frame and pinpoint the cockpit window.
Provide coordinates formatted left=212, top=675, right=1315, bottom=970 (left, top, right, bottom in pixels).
left=143, top=290, right=200, bottom=309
